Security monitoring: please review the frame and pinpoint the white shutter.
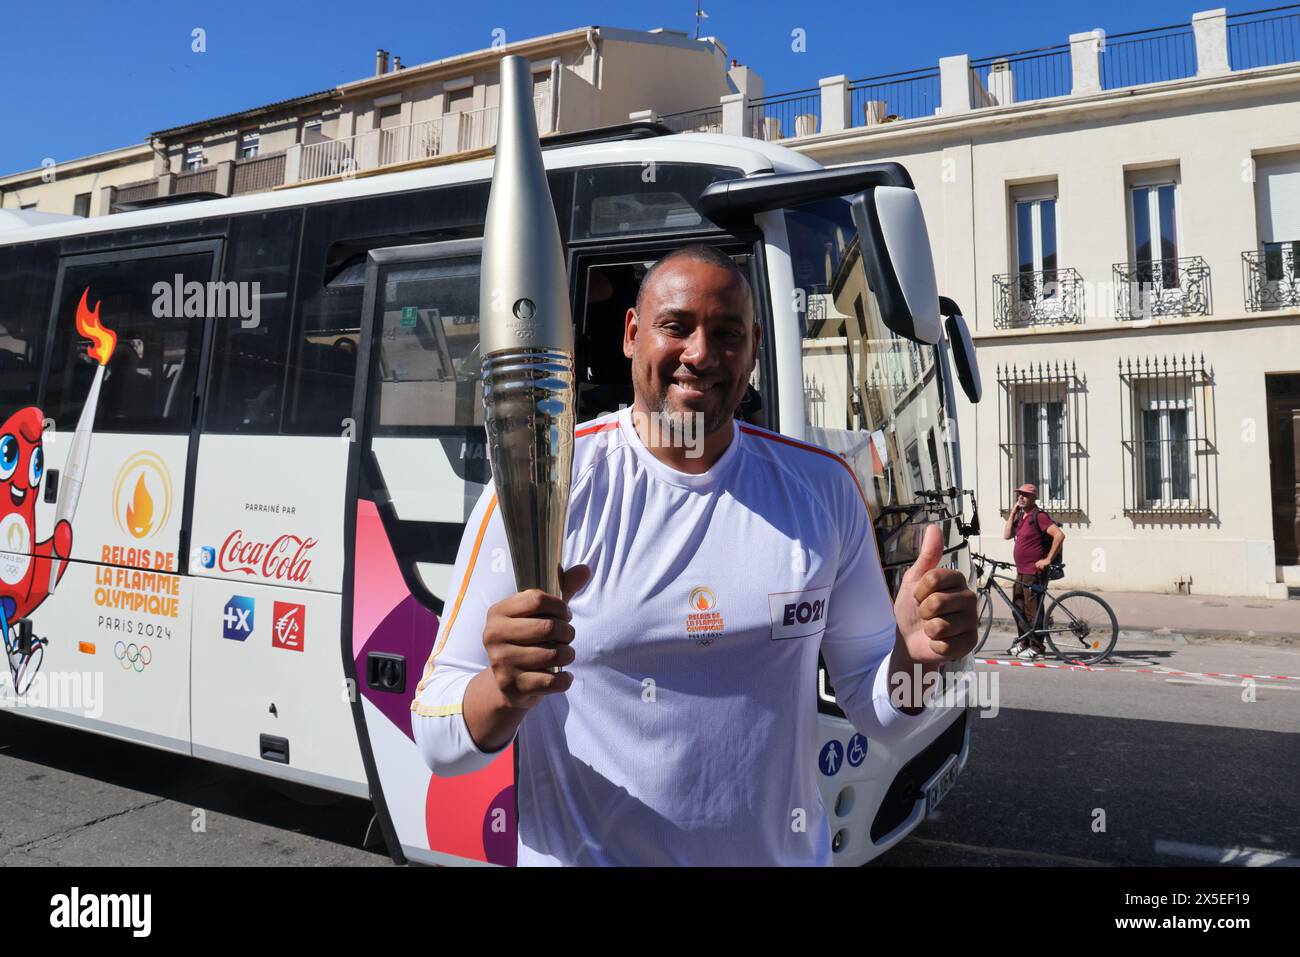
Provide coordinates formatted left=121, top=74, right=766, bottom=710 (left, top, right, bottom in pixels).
left=1256, top=154, right=1300, bottom=244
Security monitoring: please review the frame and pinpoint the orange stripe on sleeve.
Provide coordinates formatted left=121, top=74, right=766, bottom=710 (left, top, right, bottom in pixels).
left=738, top=425, right=871, bottom=513
left=414, top=492, right=498, bottom=695
left=576, top=421, right=618, bottom=438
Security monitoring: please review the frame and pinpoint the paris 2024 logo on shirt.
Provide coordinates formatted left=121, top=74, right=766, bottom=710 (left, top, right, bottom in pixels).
left=685, top=586, right=724, bottom=646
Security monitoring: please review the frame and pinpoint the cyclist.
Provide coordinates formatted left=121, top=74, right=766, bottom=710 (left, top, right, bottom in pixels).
left=1003, top=482, right=1065, bottom=660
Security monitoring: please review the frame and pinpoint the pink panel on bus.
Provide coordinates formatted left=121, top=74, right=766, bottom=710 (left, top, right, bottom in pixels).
left=352, top=498, right=518, bottom=864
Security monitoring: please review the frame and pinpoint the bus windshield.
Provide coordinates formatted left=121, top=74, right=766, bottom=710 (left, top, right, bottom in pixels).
left=786, top=198, right=958, bottom=570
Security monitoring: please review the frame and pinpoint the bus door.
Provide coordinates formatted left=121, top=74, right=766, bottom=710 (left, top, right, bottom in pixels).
left=17, top=241, right=219, bottom=748
left=186, top=209, right=367, bottom=796
left=344, top=238, right=504, bottom=865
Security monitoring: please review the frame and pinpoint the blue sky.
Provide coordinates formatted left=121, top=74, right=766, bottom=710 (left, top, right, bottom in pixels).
left=0, top=0, right=1271, bottom=173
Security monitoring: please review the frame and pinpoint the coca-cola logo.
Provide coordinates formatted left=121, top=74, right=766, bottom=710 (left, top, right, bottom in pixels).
left=218, top=530, right=317, bottom=583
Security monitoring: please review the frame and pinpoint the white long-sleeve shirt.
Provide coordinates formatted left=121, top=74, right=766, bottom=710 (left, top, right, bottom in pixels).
left=411, top=406, right=919, bottom=865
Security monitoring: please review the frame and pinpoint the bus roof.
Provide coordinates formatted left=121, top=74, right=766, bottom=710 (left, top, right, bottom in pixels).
left=0, top=132, right=822, bottom=249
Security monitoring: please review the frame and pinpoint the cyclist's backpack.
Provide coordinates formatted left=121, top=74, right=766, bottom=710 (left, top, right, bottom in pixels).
left=1015, top=507, right=1065, bottom=580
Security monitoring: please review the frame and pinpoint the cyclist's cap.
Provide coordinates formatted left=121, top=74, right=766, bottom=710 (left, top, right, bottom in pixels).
left=1015, top=483, right=1038, bottom=497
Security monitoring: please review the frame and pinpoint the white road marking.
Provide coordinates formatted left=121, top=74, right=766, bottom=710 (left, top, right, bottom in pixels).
left=1154, top=839, right=1300, bottom=867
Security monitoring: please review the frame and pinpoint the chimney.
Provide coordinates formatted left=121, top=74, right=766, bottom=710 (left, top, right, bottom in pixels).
left=375, top=49, right=389, bottom=76
left=393, top=55, right=402, bottom=71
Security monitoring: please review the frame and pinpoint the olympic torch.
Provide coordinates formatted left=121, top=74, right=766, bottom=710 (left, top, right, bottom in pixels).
left=479, top=55, right=575, bottom=659
left=50, top=288, right=116, bottom=593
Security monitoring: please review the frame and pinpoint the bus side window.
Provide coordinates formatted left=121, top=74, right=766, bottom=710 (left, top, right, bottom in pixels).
left=43, top=252, right=211, bottom=433
left=203, top=210, right=302, bottom=433
left=372, top=254, right=483, bottom=432
left=282, top=256, right=363, bottom=436
left=0, top=241, right=57, bottom=412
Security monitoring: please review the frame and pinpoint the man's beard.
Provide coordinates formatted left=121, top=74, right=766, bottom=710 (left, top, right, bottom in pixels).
left=649, top=387, right=732, bottom=440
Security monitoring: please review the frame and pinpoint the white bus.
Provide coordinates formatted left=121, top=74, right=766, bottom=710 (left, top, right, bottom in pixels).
left=0, top=124, right=983, bottom=867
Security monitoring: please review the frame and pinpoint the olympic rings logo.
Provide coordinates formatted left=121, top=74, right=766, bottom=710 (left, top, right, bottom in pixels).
left=114, top=641, right=152, bottom=672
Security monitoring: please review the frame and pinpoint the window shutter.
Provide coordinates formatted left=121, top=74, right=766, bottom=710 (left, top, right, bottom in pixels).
left=1257, top=155, right=1300, bottom=244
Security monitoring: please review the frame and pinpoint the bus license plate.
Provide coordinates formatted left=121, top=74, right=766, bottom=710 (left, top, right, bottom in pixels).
left=925, top=756, right=958, bottom=815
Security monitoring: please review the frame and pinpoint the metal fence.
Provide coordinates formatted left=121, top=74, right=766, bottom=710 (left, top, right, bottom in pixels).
left=1119, top=355, right=1218, bottom=518
left=232, top=151, right=285, bottom=194
left=1113, top=256, right=1212, bottom=320
left=849, top=68, right=940, bottom=124
left=747, top=87, right=821, bottom=140
left=659, top=106, right=723, bottom=134
left=971, top=46, right=1073, bottom=105
left=1229, top=3, right=1300, bottom=70
left=1100, top=24, right=1198, bottom=89
left=993, top=267, right=1086, bottom=328
left=997, top=361, right=1088, bottom=516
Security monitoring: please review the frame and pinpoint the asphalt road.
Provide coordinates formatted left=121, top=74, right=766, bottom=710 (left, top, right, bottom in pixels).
left=2, top=633, right=1296, bottom=867
left=870, top=632, right=1300, bottom=866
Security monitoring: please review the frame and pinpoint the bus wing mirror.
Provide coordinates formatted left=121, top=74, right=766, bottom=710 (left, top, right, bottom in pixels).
left=940, top=298, right=982, bottom=403
left=849, top=186, right=941, bottom=345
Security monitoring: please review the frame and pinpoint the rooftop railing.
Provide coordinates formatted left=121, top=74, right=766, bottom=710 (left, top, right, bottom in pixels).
left=636, top=4, right=1300, bottom=144
left=971, top=45, right=1072, bottom=105
left=1228, top=3, right=1300, bottom=69
left=848, top=68, right=940, bottom=123
left=1100, top=22, right=1198, bottom=89
left=747, top=87, right=821, bottom=140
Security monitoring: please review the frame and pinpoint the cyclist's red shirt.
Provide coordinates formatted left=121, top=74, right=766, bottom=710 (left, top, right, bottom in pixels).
left=1013, top=507, right=1054, bottom=575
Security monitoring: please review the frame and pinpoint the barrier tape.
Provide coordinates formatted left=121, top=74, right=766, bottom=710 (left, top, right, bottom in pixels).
left=974, top=657, right=1300, bottom=681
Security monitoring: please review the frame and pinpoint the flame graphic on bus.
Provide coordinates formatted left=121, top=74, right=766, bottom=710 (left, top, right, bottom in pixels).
left=75, top=288, right=117, bottom=365
left=125, top=474, right=154, bottom=538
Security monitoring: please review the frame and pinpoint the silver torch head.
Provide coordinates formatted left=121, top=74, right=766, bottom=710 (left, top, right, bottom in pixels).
left=479, top=54, right=575, bottom=601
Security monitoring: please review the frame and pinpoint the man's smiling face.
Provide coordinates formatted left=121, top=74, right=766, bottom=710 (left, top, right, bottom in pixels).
left=623, top=256, right=759, bottom=437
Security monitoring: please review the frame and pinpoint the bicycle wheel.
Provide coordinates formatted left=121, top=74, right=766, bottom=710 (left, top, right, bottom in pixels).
left=972, top=589, right=994, bottom=656
left=1042, top=591, right=1119, bottom=665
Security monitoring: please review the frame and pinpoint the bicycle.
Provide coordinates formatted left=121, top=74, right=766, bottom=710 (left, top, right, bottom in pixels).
left=969, top=553, right=1119, bottom=665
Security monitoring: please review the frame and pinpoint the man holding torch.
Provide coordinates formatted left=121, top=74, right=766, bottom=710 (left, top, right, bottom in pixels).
left=410, top=56, right=978, bottom=865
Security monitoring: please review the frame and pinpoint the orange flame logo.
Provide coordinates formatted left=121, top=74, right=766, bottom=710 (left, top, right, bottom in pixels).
left=688, top=586, right=716, bottom=611
left=75, top=287, right=117, bottom=365
left=125, top=473, right=154, bottom=539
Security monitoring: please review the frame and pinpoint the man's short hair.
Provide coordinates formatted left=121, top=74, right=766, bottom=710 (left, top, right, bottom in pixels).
left=635, top=244, right=753, bottom=316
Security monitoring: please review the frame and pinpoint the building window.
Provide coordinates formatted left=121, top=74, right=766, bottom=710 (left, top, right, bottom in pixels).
left=238, top=130, right=261, bottom=159
left=374, top=102, right=402, bottom=130
left=1244, top=152, right=1300, bottom=311
left=184, top=143, right=205, bottom=171
left=1115, top=168, right=1211, bottom=319
left=445, top=86, right=473, bottom=114
left=72, top=193, right=91, bottom=217
left=994, top=183, right=1083, bottom=328
left=1120, top=355, right=1217, bottom=517
left=997, top=361, right=1086, bottom=515
left=300, top=115, right=326, bottom=145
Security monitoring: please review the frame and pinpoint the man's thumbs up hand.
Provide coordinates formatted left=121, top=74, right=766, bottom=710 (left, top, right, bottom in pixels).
left=893, top=524, right=979, bottom=665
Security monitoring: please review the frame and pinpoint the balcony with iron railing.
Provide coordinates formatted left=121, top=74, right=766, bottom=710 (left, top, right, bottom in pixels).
left=992, top=268, right=1086, bottom=328
left=1243, top=242, right=1300, bottom=311
left=1113, top=256, right=1213, bottom=320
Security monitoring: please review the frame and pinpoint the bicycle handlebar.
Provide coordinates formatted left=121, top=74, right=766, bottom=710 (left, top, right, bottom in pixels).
left=970, top=552, right=1063, bottom=573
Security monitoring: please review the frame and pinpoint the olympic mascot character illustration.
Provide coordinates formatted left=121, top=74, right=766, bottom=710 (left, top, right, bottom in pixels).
left=2, top=288, right=115, bottom=696
left=0, top=407, right=71, bottom=692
